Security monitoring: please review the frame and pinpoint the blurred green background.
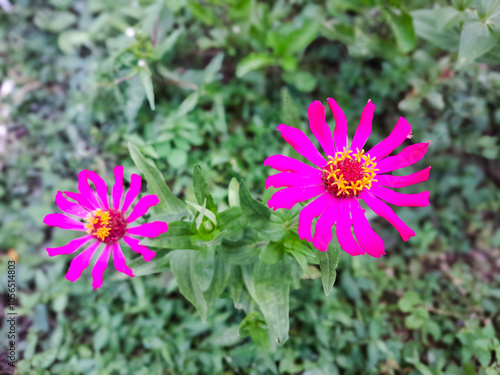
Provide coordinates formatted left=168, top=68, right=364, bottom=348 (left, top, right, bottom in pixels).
left=1, top=0, right=500, bottom=374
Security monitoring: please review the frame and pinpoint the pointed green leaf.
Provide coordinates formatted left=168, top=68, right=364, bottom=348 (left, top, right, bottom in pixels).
left=385, top=9, right=417, bottom=53
left=204, top=256, right=230, bottom=306
left=154, top=28, right=183, bottom=60
left=193, top=165, right=217, bottom=214
left=459, top=19, right=499, bottom=64
left=228, top=178, right=240, bottom=207
left=170, top=250, right=208, bottom=322
left=239, top=312, right=270, bottom=350
left=140, top=66, right=155, bottom=110
left=128, top=143, right=188, bottom=215
left=317, top=237, right=340, bottom=296
left=239, top=180, right=270, bottom=227
left=253, top=260, right=290, bottom=345
left=236, top=53, right=275, bottom=78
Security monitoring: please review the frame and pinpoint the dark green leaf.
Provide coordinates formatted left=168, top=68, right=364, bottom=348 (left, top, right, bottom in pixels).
left=193, top=165, right=217, bottom=215
left=317, top=237, right=340, bottom=296
left=239, top=180, right=271, bottom=227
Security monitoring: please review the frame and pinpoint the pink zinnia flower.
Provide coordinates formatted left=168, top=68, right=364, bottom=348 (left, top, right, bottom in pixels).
left=43, top=167, right=168, bottom=289
left=265, top=99, right=430, bottom=257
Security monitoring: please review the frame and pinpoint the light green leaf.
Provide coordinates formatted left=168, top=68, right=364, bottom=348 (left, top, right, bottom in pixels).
left=203, top=256, right=230, bottom=306
left=175, top=92, right=199, bottom=118
left=317, top=238, right=340, bottom=296
left=236, top=53, right=275, bottom=78
left=282, top=70, right=317, bottom=93
left=398, top=291, right=422, bottom=312
left=228, top=178, right=240, bottom=207
left=253, top=260, right=290, bottom=345
left=140, top=66, right=155, bottom=110
left=193, top=165, right=217, bottom=215
left=154, top=28, right=183, bottom=60
left=128, top=143, right=188, bottom=215
left=204, top=52, right=224, bottom=83
left=411, top=9, right=460, bottom=50
left=385, top=9, right=417, bottom=53
left=57, top=30, right=91, bottom=54
left=239, top=180, right=271, bottom=227
left=284, top=19, right=319, bottom=54
left=239, top=312, right=270, bottom=349
left=170, top=250, right=208, bottom=322
left=459, top=19, right=499, bottom=63
left=259, top=242, right=283, bottom=265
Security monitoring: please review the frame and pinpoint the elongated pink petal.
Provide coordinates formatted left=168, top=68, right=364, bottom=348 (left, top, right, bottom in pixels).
left=350, top=200, right=385, bottom=257
left=298, top=192, right=336, bottom=242
left=127, top=195, right=160, bottom=223
left=91, top=246, right=111, bottom=290
left=276, top=124, right=326, bottom=168
left=47, top=235, right=94, bottom=257
left=55, top=191, right=88, bottom=218
left=112, top=242, right=134, bottom=278
left=308, top=100, right=335, bottom=157
left=267, top=185, right=325, bottom=211
left=78, top=170, right=101, bottom=209
left=376, top=143, right=429, bottom=174
left=370, top=185, right=430, bottom=207
left=65, top=241, right=100, bottom=282
left=112, top=166, right=124, bottom=210
left=43, top=213, right=86, bottom=231
left=335, top=200, right=364, bottom=256
left=376, top=167, right=431, bottom=188
left=265, top=172, right=322, bottom=190
left=312, top=198, right=341, bottom=251
left=360, top=191, right=415, bottom=241
left=327, top=98, right=347, bottom=152
left=64, top=191, right=95, bottom=211
left=87, top=171, right=110, bottom=209
left=367, top=117, right=412, bottom=159
left=350, top=99, right=375, bottom=152
left=123, top=235, right=156, bottom=261
left=121, top=174, right=142, bottom=213
left=263, top=154, right=320, bottom=175
left=127, top=221, right=168, bottom=237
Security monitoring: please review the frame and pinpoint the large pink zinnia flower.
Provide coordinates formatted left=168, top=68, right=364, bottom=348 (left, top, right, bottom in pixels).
left=43, top=167, right=168, bottom=289
left=264, top=99, right=430, bottom=257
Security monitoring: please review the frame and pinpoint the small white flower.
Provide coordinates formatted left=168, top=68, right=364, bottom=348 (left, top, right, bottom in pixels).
left=125, top=27, right=135, bottom=38
left=232, top=25, right=240, bottom=34
left=137, top=59, right=146, bottom=68
left=0, top=80, right=15, bottom=97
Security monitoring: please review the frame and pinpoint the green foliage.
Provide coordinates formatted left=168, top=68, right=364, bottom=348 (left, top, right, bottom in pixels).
left=2, top=0, right=500, bottom=373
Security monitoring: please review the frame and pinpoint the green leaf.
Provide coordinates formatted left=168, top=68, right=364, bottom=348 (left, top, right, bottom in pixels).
left=239, top=180, right=271, bottom=227
left=229, top=265, right=254, bottom=312
left=239, top=312, right=270, bottom=349
left=458, top=19, right=499, bottom=64
left=411, top=9, right=460, bottom=51
left=57, top=30, right=91, bottom=54
left=204, top=52, right=224, bottom=84
left=398, top=291, right=422, bottom=312
left=175, top=92, right=199, bottom=118
left=128, top=143, right=188, bottom=215
left=284, top=19, right=319, bottom=54
left=170, top=250, right=208, bottom=322
left=253, top=260, right=290, bottom=345
left=154, top=28, right=183, bottom=60
left=203, top=256, right=230, bottom=306
left=405, top=308, right=429, bottom=330
left=259, top=242, right=284, bottom=265
left=219, top=207, right=248, bottom=233
left=141, top=221, right=196, bottom=250
left=140, top=66, right=155, bottom=110
left=236, top=53, right=275, bottom=78
left=280, top=87, right=302, bottom=130
left=193, top=165, right=217, bottom=215
left=385, top=9, right=417, bottom=53
left=317, top=238, right=340, bottom=296
left=282, top=70, right=317, bottom=93
left=228, top=177, right=240, bottom=207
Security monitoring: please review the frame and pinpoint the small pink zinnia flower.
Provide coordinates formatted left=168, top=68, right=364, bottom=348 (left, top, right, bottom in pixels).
left=265, top=98, right=430, bottom=257
left=43, top=167, right=168, bottom=289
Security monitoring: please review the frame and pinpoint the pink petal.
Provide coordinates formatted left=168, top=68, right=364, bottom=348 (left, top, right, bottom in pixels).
left=370, top=185, right=430, bottom=207
left=327, top=98, right=347, bottom=152
left=47, top=235, right=94, bottom=257
left=312, top=197, right=341, bottom=251
left=376, top=142, right=429, bottom=174
left=127, top=195, right=160, bottom=223
left=43, top=213, right=86, bottom=231
left=65, top=240, right=100, bottom=282
left=350, top=200, right=385, bottom=258
left=276, top=124, right=326, bottom=168
left=123, top=235, right=156, bottom=261
left=335, top=200, right=365, bottom=256
left=367, top=117, right=412, bottom=160
left=308, top=100, right=335, bottom=157
left=265, top=172, right=322, bottom=190
left=112, top=242, right=134, bottom=278
left=87, top=170, right=110, bottom=209
left=298, top=192, right=336, bottom=242
left=91, top=245, right=111, bottom=290
left=360, top=191, right=415, bottom=241
left=64, top=191, right=95, bottom=211
left=121, top=173, right=142, bottom=213
left=55, top=191, right=88, bottom=218
left=263, top=154, right=320, bottom=175
left=267, top=185, right=325, bottom=211
left=127, top=221, right=168, bottom=237
left=77, top=170, right=101, bottom=209
left=112, top=166, right=124, bottom=210
left=350, top=99, right=375, bottom=152
left=376, top=167, right=431, bottom=188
